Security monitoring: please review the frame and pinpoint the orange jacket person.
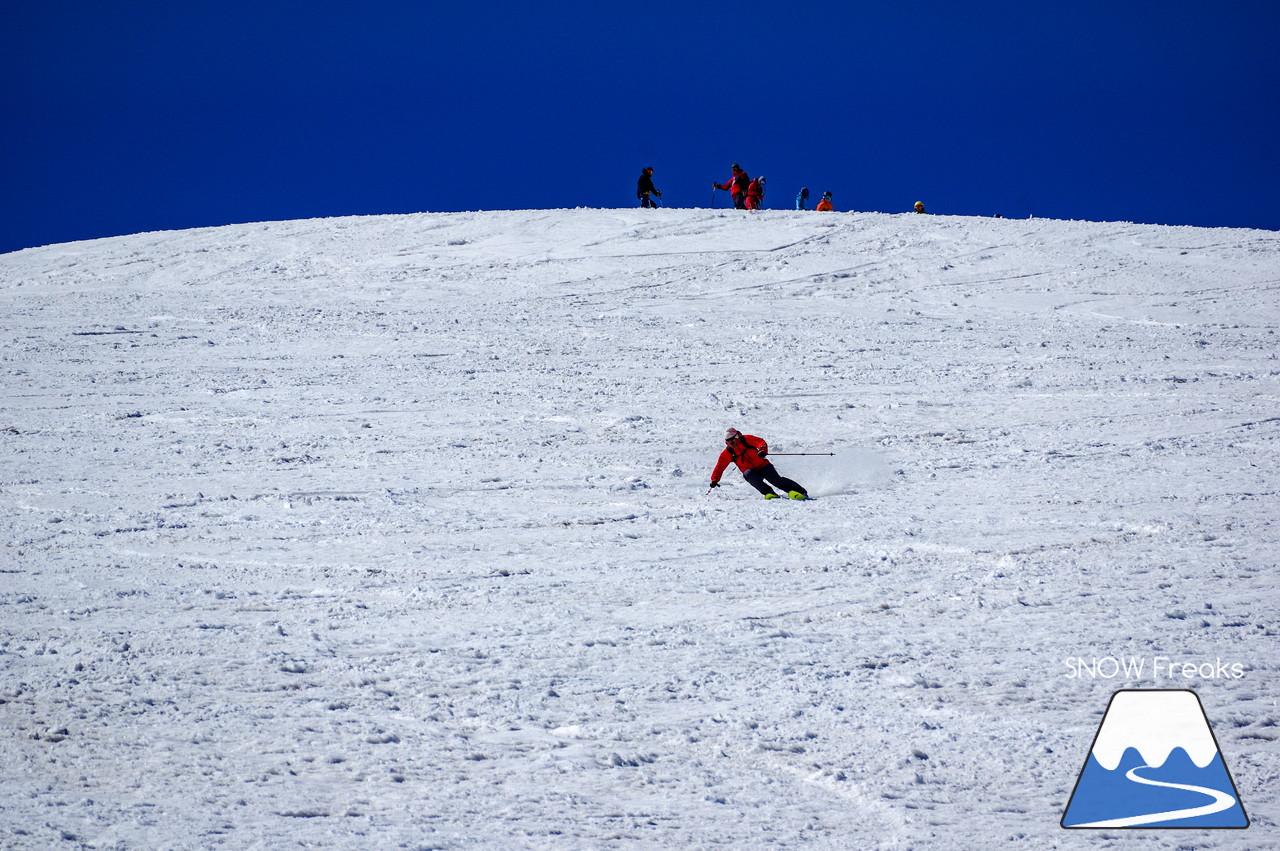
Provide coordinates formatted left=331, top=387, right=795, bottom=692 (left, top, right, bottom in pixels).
left=710, top=428, right=809, bottom=499
left=815, top=191, right=834, bottom=212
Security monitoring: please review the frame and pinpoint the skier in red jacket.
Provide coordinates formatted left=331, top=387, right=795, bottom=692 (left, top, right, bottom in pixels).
left=710, top=428, right=809, bottom=499
left=713, top=163, right=751, bottom=210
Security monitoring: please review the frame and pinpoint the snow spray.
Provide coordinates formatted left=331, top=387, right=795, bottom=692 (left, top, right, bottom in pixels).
left=779, top=446, right=888, bottom=497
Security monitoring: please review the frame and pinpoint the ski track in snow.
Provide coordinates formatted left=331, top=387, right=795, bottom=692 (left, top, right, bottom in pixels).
left=1, top=209, right=1277, bottom=849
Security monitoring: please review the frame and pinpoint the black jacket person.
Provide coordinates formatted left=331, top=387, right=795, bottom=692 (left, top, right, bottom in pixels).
left=637, top=167, right=661, bottom=208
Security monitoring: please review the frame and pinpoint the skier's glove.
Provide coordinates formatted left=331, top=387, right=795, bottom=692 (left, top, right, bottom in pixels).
left=709, top=481, right=720, bottom=488
left=758, top=450, right=767, bottom=458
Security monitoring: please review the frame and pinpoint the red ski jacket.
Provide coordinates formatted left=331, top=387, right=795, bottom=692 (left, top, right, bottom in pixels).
left=715, top=169, right=749, bottom=196
left=711, top=434, right=770, bottom=483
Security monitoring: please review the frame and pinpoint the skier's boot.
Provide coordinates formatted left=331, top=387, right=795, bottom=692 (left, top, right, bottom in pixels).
left=789, top=491, right=808, bottom=500
left=763, top=493, right=779, bottom=499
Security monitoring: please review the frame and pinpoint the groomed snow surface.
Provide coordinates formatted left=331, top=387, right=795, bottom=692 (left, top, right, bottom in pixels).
left=2, top=209, right=1277, bottom=849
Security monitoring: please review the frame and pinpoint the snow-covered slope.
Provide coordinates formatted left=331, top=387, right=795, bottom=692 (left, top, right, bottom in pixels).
left=2, top=209, right=1277, bottom=849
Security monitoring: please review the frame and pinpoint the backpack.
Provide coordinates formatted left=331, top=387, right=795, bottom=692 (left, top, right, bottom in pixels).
left=733, top=172, right=751, bottom=193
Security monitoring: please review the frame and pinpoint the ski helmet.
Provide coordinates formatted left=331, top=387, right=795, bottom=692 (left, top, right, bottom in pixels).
left=725, top=427, right=743, bottom=442
left=758, top=176, right=766, bottom=183
left=915, top=201, right=924, bottom=209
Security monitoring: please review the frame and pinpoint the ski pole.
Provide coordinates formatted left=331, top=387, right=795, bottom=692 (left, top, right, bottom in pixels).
left=769, top=453, right=835, bottom=456
left=711, top=186, right=717, bottom=208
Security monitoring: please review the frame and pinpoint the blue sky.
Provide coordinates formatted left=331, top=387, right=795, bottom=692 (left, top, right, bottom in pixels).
left=3, top=1, right=1277, bottom=253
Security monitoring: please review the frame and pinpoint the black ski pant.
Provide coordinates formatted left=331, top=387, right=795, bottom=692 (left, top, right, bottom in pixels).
left=640, top=195, right=658, bottom=208
left=732, top=192, right=746, bottom=210
left=742, top=463, right=806, bottom=497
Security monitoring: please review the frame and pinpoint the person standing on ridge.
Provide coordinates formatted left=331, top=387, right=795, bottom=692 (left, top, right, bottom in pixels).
left=745, top=175, right=766, bottom=209
left=815, top=191, right=834, bottom=211
left=914, top=200, right=927, bottom=214
left=796, top=187, right=810, bottom=210
left=637, top=167, right=662, bottom=208
left=710, top=428, right=809, bottom=500
left=713, top=163, right=750, bottom=209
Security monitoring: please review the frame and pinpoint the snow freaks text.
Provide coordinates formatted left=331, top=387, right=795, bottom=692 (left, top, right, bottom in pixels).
left=1063, top=657, right=1247, bottom=681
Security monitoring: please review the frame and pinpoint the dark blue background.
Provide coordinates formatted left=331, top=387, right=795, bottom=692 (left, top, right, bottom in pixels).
left=4, top=1, right=1278, bottom=253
